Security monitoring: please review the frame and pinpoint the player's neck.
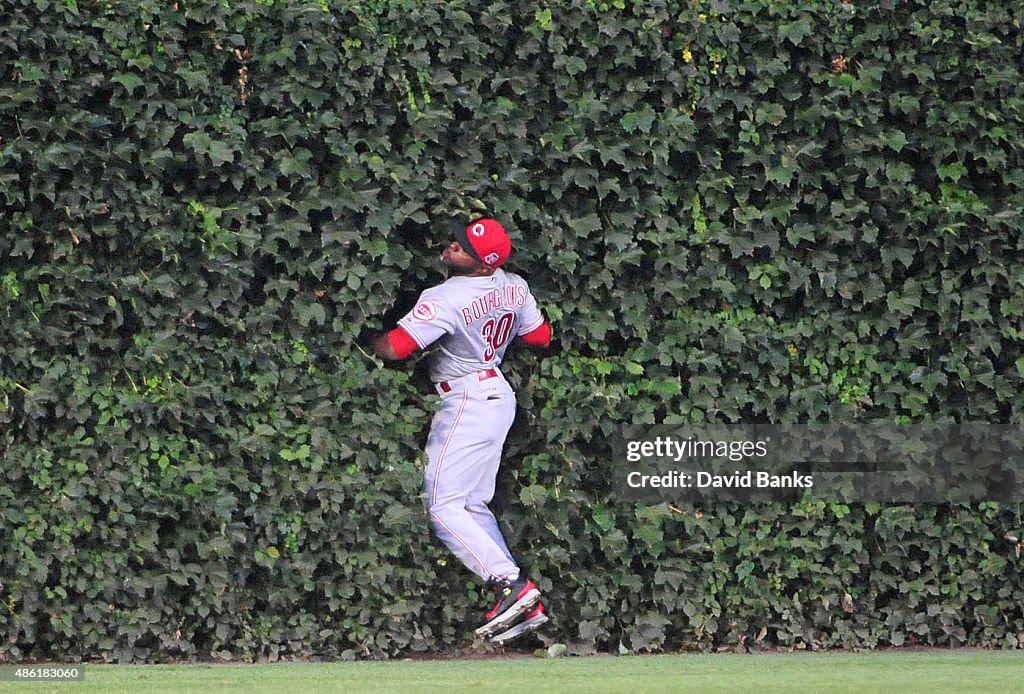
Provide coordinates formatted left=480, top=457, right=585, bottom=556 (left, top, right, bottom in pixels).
left=449, top=267, right=496, bottom=278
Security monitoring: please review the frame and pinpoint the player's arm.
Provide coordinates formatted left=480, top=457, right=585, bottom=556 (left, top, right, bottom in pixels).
left=516, top=285, right=552, bottom=350
left=518, top=320, right=551, bottom=348
left=371, top=326, right=420, bottom=361
left=372, top=294, right=453, bottom=361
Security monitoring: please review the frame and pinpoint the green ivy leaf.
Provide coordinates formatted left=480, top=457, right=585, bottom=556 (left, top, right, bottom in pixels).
left=778, top=18, right=813, bottom=45
left=112, top=72, right=144, bottom=92
left=621, top=105, right=657, bottom=134
left=880, top=129, right=908, bottom=152
left=280, top=148, right=314, bottom=178
left=207, top=140, right=236, bottom=166
left=625, top=362, right=645, bottom=376
left=295, top=302, right=326, bottom=327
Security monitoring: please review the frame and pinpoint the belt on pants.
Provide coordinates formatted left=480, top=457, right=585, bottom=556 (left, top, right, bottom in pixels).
left=435, top=368, right=499, bottom=395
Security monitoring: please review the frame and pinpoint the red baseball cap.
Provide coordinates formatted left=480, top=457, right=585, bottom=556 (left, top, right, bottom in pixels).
left=454, top=218, right=512, bottom=268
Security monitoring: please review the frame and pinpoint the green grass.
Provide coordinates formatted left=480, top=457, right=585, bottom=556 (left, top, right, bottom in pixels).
left=2, top=652, right=1021, bottom=694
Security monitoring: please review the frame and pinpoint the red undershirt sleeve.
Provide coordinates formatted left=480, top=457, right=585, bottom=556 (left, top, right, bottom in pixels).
left=519, top=321, right=551, bottom=348
left=387, top=326, right=420, bottom=359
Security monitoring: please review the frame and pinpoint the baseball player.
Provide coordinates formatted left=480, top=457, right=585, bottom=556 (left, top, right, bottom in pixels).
left=371, top=218, right=552, bottom=644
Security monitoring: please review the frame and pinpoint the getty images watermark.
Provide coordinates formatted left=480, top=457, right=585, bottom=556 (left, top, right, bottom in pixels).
left=615, top=423, right=1024, bottom=502
left=624, top=435, right=813, bottom=494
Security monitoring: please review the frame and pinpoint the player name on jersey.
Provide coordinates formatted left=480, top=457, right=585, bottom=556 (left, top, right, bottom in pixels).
left=460, top=285, right=528, bottom=326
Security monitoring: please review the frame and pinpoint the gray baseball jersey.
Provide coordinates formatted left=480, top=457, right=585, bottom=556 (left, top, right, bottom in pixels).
left=397, top=269, right=545, bottom=383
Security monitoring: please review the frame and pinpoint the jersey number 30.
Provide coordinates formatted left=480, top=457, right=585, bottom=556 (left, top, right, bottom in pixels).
left=481, top=312, right=516, bottom=361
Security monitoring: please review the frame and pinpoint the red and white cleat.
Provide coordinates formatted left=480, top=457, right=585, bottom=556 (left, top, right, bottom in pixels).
left=490, top=603, right=549, bottom=645
left=475, top=577, right=541, bottom=639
